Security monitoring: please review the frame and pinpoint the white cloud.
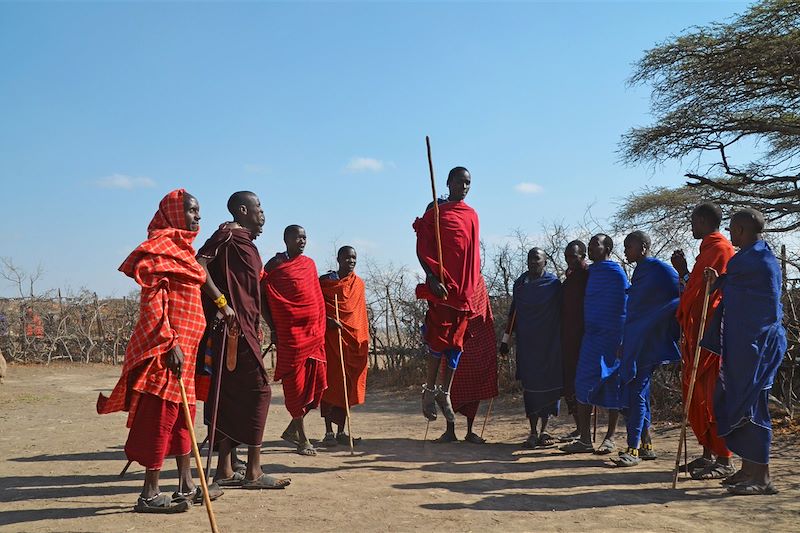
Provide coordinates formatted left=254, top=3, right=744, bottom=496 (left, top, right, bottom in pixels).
left=243, top=163, right=269, bottom=174
left=345, top=157, right=385, bottom=173
left=94, top=174, right=156, bottom=190
left=514, top=182, right=544, bottom=194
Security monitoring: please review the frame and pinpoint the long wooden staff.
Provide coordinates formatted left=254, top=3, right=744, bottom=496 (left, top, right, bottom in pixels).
left=672, top=277, right=713, bottom=489
left=481, top=309, right=517, bottom=439
left=204, top=323, right=229, bottom=482
left=334, top=294, right=355, bottom=456
left=423, top=135, right=445, bottom=442
left=426, top=136, right=444, bottom=284
left=178, top=376, right=219, bottom=533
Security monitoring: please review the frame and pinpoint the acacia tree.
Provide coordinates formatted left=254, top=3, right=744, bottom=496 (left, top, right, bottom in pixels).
left=620, top=0, right=800, bottom=233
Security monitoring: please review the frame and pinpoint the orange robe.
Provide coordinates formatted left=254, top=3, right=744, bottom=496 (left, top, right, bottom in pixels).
left=676, top=232, right=734, bottom=458
left=320, top=272, right=369, bottom=416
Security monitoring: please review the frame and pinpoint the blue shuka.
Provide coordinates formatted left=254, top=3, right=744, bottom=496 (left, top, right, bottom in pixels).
left=701, top=240, right=787, bottom=464
left=512, top=271, right=562, bottom=417
left=620, top=257, right=681, bottom=448
left=575, top=260, right=629, bottom=409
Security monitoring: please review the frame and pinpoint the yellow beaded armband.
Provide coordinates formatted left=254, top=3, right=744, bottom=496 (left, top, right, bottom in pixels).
left=214, top=294, right=228, bottom=309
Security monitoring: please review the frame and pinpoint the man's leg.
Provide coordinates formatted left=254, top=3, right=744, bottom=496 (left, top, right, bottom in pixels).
left=142, top=469, right=162, bottom=499
left=577, top=403, right=592, bottom=444
left=433, top=350, right=460, bottom=422
left=560, top=402, right=594, bottom=452
left=245, top=445, right=262, bottom=481
left=539, top=415, right=550, bottom=436
left=175, top=453, right=195, bottom=494
left=605, top=410, right=619, bottom=441
left=437, top=420, right=458, bottom=442
left=214, top=437, right=235, bottom=481
left=422, top=354, right=441, bottom=420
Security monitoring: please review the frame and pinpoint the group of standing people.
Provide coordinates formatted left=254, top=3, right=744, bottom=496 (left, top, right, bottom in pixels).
left=415, top=169, right=785, bottom=497
left=98, top=166, right=787, bottom=514
left=98, top=189, right=370, bottom=513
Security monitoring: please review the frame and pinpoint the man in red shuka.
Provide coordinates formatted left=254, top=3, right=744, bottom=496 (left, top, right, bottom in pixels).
left=414, top=166, right=481, bottom=425
left=263, top=225, right=328, bottom=456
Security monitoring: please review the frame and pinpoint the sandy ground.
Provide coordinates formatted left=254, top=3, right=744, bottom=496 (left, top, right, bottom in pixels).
left=1, top=365, right=799, bottom=533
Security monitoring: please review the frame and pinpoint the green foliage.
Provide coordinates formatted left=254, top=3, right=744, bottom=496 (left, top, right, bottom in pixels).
left=621, top=0, right=800, bottom=233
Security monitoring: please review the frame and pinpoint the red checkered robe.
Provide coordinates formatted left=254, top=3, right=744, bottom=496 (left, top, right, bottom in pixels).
left=447, top=275, right=498, bottom=419
left=97, top=189, right=206, bottom=425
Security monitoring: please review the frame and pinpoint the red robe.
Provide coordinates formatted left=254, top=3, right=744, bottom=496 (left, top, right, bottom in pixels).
left=97, top=189, right=206, bottom=427
left=263, top=254, right=328, bottom=418
left=320, top=273, right=369, bottom=406
left=414, top=201, right=481, bottom=352
left=449, top=275, right=498, bottom=419
left=676, top=232, right=735, bottom=458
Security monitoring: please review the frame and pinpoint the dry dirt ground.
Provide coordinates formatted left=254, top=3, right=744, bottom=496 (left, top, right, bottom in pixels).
left=1, top=364, right=799, bottom=533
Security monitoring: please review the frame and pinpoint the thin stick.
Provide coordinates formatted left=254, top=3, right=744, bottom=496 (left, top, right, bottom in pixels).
left=481, top=309, right=516, bottom=439
left=335, top=295, right=355, bottom=456
left=205, top=327, right=227, bottom=483
left=424, top=135, right=442, bottom=443
left=683, top=430, right=688, bottom=479
left=426, top=136, right=444, bottom=283
left=592, top=406, right=598, bottom=444
left=179, top=377, right=220, bottom=533
left=672, top=277, right=713, bottom=489
left=480, top=397, right=494, bottom=440
left=119, top=460, right=132, bottom=478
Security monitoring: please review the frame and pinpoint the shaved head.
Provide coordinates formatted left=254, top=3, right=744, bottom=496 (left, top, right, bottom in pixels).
left=447, top=166, right=470, bottom=184
left=227, top=191, right=257, bottom=216
left=625, top=230, right=651, bottom=250
left=337, top=245, right=355, bottom=258
left=284, top=224, right=304, bottom=241
left=731, top=209, right=765, bottom=234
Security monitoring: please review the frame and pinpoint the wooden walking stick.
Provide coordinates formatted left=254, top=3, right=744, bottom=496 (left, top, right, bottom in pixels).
left=481, top=309, right=517, bottom=439
left=119, top=460, right=132, bottom=478
left=423, top=135, right=446, bottom=442
left=179, top=376, right=220, bottom=533
left=426, top=136, right=445, bottom=285
left=672, top=277, right=713, bottom=489
left=204, top=324, right=229, bottom=483
left=334, top=294, right=355, bottom=456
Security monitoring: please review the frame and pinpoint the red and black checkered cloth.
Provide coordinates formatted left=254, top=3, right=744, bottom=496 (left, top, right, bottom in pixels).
left=449, top=275, right=498, bottom=419
left=97, top=189, right=207, bottom=423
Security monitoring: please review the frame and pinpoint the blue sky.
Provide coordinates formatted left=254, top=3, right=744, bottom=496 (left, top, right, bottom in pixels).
left=0, top=1, right=749, bottom=297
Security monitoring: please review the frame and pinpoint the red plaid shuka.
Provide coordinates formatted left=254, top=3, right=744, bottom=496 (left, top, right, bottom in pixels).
left=97, top=189, right=207, bottom=423
left=449, top=275, right=498, bottom=418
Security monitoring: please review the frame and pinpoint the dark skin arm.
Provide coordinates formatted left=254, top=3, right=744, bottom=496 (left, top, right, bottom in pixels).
left=670, top=250, right=690, bottom=278
left=499, top=300, right=516, bottom=355
left=166, top=344, right=185, bottom=376
left=197, top=256, right=236, bottom=327
left=417, top=251, right=448, bottom=299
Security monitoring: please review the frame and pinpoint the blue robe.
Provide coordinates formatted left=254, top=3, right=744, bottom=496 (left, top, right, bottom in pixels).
left=512, top=271, right=562, bottom=418
left=575, top=260, right=629, bottom=409
left=701, top=240, right=786, bottom=464
left=620, top=257, right=681, bottom=448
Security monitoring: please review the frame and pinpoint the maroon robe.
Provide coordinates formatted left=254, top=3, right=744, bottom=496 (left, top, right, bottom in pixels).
left=196, top=225, right=271, bottom=446
left=561, top=261, right=588, bottom=414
